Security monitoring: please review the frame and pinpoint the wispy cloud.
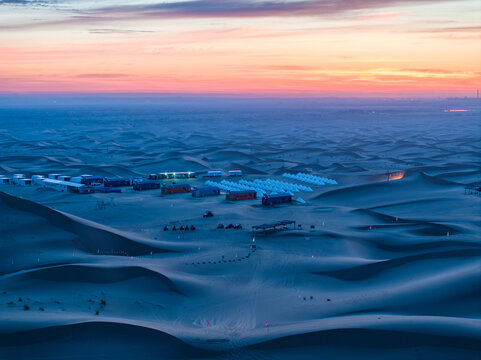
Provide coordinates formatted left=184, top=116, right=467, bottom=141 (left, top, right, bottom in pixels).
left=0, top=0, right=468, bottom=32
left=89, top=28, right=155, bottom=34
left=0, top=0, right=47, bottom=4
left=75, top=73, right=130, bottom=78
left=414, top=25, right=481, bottom=33
left=95, top=0, right=451, bottom=19
left=1, top=0, right=453, bottom=18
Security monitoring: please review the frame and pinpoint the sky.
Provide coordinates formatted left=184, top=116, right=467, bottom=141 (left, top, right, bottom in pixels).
left=0, top=0, right=480, bottom=96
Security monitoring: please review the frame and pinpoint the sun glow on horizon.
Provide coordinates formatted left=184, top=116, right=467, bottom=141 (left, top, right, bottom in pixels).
left=0, top=0, right=480, bottom=96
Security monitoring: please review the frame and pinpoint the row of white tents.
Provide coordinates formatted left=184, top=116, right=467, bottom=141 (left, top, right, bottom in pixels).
left=282, top=172, right=337, bottom=185
left=205, top=178, right=313, bottom=197
left=205, top=180, right=265, bottom=197
left=240, top=179, right=312, bottom=193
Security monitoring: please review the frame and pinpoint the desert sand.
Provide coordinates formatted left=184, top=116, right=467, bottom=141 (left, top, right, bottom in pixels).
left=0, top=96, right=480, bottom=359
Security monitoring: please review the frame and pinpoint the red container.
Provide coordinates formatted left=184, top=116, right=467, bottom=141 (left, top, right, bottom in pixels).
left=161, top=184, right=191, bottom=194
left=225, top=190, right=257, bottom=201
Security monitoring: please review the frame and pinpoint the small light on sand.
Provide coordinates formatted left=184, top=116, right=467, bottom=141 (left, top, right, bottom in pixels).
left=447, top=232, right=450, bottom=236
left=265, top=321, right=268, bottom=326
left=207, top=322, right=209, bottom=327
left=131, top=256, right=133, bottom=260
left=140, top=197, right=143, bottom=201
left=369, top=225, right=372, bottom=230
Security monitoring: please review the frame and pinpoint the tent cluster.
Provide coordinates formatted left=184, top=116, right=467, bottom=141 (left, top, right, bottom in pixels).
left=239, top=179, right=312, bottom=194
left=205, top=178, right=312, bottom=197
left=282, top=173, right=337, bottom=186
left=205, top=179, right=260, bottom=196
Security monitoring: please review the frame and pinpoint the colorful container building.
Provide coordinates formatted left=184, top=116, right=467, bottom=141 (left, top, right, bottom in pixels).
left=149, top=172, right=196, bottom=180
left=161, top=172, right=196, bottom=179
left=95, top=187, right=122, bottom=193
left=32, top=175, right=45, bottom=185
left=161, top=184, right=191, bottom=194
left=206, top=170, right=222, bottom=177
left=41, top=179, right=93, bottom=193
left=192, top=186, right=221, bottom=197
left=82, top=176, right=103, bottom=185
left=132, top=180, right=160, bottom=191
left=228, top=170, right=243, bottom=177
left=0, top=177, right=10, bottom=185
left=104, top=178, right=132, bottom=187
left=18, top=178, right=32, bottom=186
left=225, top=190, right=257, bottom=201
left=40, top=179, right=67, bottom=191
left=70, top=175, right=103, bottom=185
left=262, top=193, right=292, bottom=206
left=12, top=174, right=25, bottom=184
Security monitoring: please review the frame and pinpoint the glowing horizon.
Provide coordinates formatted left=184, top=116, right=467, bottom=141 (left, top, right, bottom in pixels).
left=1, top=0, right=480, bottom=96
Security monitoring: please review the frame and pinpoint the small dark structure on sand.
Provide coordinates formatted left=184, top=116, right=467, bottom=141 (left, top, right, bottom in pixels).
left=465, top=185, right=480, bottom=196
left=252, top=220, right=296, bottom=235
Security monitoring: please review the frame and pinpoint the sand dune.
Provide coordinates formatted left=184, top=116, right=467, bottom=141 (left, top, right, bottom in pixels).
left=0, top=98, right=480, bottom=359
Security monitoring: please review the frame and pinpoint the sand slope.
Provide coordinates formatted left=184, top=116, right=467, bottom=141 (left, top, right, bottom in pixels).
left=0, top=98, right=480, bottom=359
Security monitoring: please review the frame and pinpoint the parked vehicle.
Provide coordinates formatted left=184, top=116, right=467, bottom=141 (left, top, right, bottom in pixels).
left=203, top=210, right=214, bottom=218
left=226, top=224, right=234, bottom=229
left=217, top=224, right=224, bottom=229
left=234, top=224, right=243, bottom=229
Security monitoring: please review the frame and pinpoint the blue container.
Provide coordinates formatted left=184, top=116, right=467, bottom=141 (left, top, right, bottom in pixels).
left=133, top=180, right=160, bottom=191
left=192, top=186, right=220, bottom=197
left=262, top=193, right=292, bottom=206
left=81, top=176, right=104, bottom=185
left=161, top=184, right=191, bottom=194
left=104, top=178, right=131, bottom=187
left=95, top=187, right=122, bottom=193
